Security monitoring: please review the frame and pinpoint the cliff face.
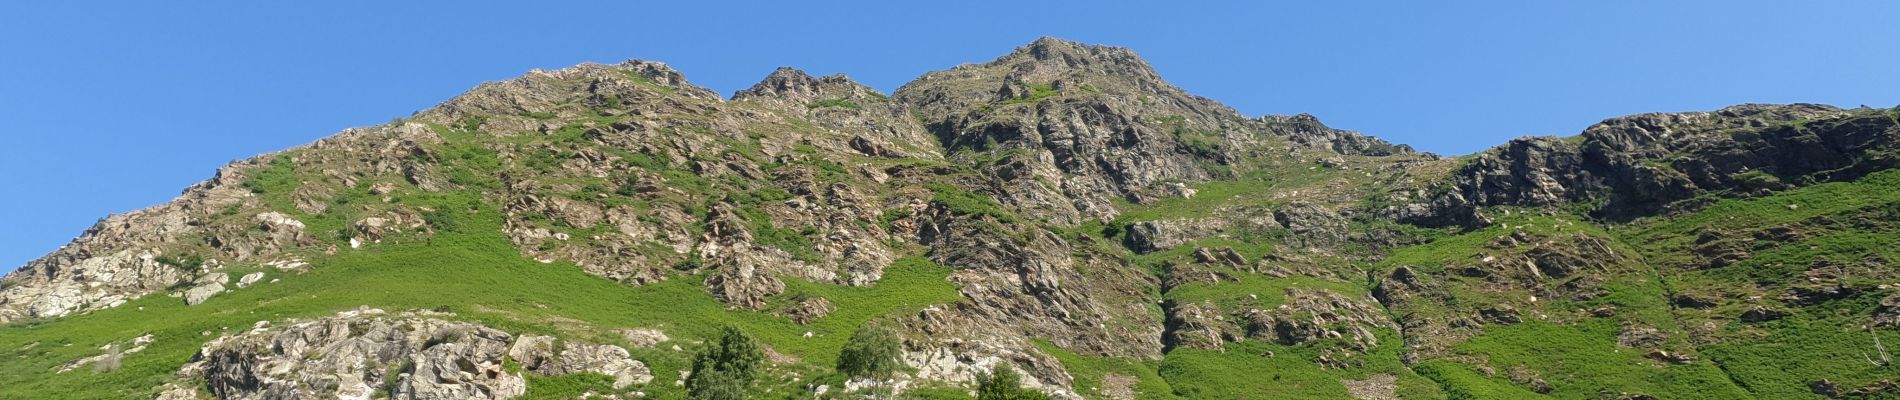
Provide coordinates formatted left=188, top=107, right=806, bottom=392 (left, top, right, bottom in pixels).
left=3, top=38, right=1898, bottom=400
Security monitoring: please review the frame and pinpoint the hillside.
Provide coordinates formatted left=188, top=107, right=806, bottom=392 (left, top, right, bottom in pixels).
left=2, top=38, right=1896, bottom=400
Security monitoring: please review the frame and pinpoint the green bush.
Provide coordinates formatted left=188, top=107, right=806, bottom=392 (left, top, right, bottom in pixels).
left=975, top=365, right=1049, bottom=400
left=1002, top=82, right=1058, bottom=105
left=422, top=208, right=462, bottom=233
left=733, top=205, right=821, bottom=263
left=925, top=183, right=1016, bottom=223
left=153, top=253, right=205, bottom=272
left=685, top=326, right=765, bottom=400
left=809, top=98, right=861, bottom=110
left=836, top=325, right=902, bottom=379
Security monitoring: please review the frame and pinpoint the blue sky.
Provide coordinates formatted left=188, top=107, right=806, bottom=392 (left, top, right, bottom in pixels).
left=3, top=1, right=1898, bottom=271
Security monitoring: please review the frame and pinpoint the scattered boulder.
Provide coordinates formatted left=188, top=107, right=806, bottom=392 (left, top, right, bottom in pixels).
left=235, top=272, right=265, bottom=289
left=781, top=297, right=835, bottom=325
left=1274, top=204, right=1347, bottom=247
left=619, top=328, right=670, bottom=349
left=182, top=274, right=230, bottom=306
left=1739, top=306, right=1789, bottom=323
left=1672, top=294, right=1719, bottom=309
left=1163, top=301, right=1231, bottom=351
left=1479, top=304, right=1522, bottom=324
left=1646, top=350, right=1697, bottom=365
left=511, top=334, right=655, bottom=389
left=1811, top=379, right=1840, bottom=397
left=1617, top=325, right=1667, bottom=349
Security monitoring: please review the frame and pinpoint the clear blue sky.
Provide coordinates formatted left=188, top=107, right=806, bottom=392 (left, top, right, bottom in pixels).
left=4, top=1, right=1898, bottom=271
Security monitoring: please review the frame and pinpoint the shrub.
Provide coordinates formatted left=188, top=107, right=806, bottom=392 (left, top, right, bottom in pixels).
left=456, top=115, right=487, bottom=131
left=154, top=253, right=205, bottom=272
left=925, top=183, right=1017, bottom=223
left=1003, top=82, right=1058, bottom=105
left=836, top=325, right=902, bottom=379
left=422, top=209, right=462, bottom=233
left=809, top=98, right=862, bottom=110
left=685, top=326, right=765, bottom=400
left=976, top=365, right=1049, bottom=400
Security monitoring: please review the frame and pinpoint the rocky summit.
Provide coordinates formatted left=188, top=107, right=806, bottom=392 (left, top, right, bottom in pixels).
left=3, top=37, right=1898, bottom=399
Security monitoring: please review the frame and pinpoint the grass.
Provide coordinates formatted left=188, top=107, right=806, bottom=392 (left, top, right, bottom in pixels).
left=621, top=71, right=678, bottom=96
left=1109, top=165, right=1339, bottom=223
left=1001, top=82, right=1058, bottom=106
left=1156, top=336, right=1441, bottom=399
left=1448, top=319, right=1750, bottom=399
left=808, top=98, right=861, bottom=110
left=240, top=154, right=299, bottom=196
left=521, top=373, right=617, bottom=399
left=1411, top=360, right=1550, bottom=400
left=1033, top=340, right=1179, bottom=399
left=1371, top=210, right=1750, bottom=398
left=1355, top=170, right=1900, bottom=398
left=926, top=183, right=1018, bottom=223
left=733, top=204, right=823, bottom=264
left=1619, top=169, right=1900, bottom=398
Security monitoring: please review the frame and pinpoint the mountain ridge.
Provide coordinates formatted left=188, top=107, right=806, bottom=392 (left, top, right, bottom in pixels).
left=2, top=37, right=1897, bottom=400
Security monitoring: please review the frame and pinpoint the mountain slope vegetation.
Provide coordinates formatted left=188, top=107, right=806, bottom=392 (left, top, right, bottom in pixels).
left=2, top=38, right=1896, bottom=399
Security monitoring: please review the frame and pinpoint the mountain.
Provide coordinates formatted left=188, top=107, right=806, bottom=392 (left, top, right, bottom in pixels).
left=2, top=37, right=1897, bottom=400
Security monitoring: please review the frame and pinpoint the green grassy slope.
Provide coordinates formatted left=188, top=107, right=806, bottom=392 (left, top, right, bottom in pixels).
left=1374, top=212, right=1751, bottom=399
left=0, top=191, right=960, bottom=399
left=1623, top=169, right=1900, bottom=399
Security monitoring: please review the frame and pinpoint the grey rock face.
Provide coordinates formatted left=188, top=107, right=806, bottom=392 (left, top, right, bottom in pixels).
left=1161, top=300, right=1232, bottom=351
left=509, top=335, right=653, bottom=389
left=732, top=67, right=938, bottom=160
left=781, top=296, right=835, bottom=325
left=896, top=37, right=1247, bottom=224
left=1398, top=104, right=1900, bottom=226
left=1244, top=288, right=1391, bottom=352
left=0, top=248, right=192, bottom=321
left=1274, top=204, right=1348, bottom=248
left=914, top=207, right=1163, bottom=360
left=177, top=309, right=523, bottom=400
left=165, top=309, right=652, bottom=400
left=1455, top=137, right=1599, bottom=208
left=1125, top=219, right=1228, bottom=253
left=1259, top=113, right=1417, bottom=157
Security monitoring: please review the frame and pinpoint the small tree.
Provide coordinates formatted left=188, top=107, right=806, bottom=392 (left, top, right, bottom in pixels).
left=837, top=325, right=903, bottom=379
left=975, top=365, right=1050, bottom=400
left=685, top=326, right=766, bottom=400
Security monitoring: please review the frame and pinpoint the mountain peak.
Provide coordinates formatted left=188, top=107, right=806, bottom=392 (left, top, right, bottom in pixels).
left=982, top=37, right=1159, bottom=84
left=731, top=66, right=881, bottom=104
left=1018, top=36, right=1092, bottom=57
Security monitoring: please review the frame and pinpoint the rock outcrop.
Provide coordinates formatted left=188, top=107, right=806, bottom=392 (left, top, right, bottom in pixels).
left=162, top=309, right=651, bottom=400
left=508, top=335, right=653, bottom=389
left=1394, top=104, right=1900, bottom=225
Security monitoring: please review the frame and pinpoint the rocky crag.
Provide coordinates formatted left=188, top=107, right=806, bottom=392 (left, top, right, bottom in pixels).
left=3, top=37, right=1898, bottom=399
